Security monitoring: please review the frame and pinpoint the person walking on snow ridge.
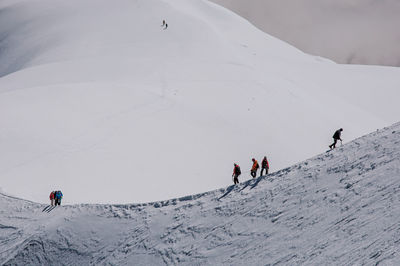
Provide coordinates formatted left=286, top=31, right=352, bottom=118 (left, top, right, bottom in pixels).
left=329, top=128, right=343, bottom=150
left=54, top=190, right=63, bottom=206
left=250, top=158, right=259, bottom=178
left=232, top=163, right=241, bottom=184
left=161, top=20, right=168, bottom=30
left=49, top=191, right=55, bottom=206
left=260, top=156, right=269, bottom=176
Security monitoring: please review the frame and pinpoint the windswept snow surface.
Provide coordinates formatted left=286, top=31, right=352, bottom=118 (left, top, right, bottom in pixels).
left=0, top=0, right=400, bottom=204
left=1, top=124, right=400, bottom=265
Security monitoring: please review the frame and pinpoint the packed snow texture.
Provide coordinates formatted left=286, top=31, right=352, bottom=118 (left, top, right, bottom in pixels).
left=211, top=0, right=400, bottom=66
left=1, top=123, right=400, bottom=265
left=0, top=0, right=400, bottom=204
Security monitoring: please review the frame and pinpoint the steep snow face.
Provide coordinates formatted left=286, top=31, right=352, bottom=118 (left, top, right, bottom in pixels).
left=0, top=0, right=400, bottom=204
left=1, top=124, right=400, bottom=265
left=211, top=0, right=400, bottom=66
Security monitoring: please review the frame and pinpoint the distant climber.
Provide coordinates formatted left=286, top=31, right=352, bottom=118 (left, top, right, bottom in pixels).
left=161, top=20, right=166, bottom=27
left=329, top=128, right=343, bottom=149
left=164, top=23, right=168, bottom=30
left=260, top=156, right=269, bottom=176
left=54, top=190, right=63, bottom=206
left=232, top=163, right=241, bottom=184
left=250, top=158, right=259, bottom=178
left=49, top=191, right=55, bottom=206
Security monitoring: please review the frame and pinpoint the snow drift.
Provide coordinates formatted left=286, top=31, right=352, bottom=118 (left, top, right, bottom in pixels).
left=1, top=123, right=400, bottom=265
left=0, top=0, right=400, bottom=204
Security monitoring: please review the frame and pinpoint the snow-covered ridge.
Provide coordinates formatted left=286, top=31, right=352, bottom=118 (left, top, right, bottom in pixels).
left=1, top=0, right=400, bottom=204
left=1, top=123, right=400, bottom=265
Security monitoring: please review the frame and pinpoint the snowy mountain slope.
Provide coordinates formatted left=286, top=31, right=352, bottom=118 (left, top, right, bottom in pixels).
left=1, top=0, right=400, bottom=204
left=1, top=123, right=400, bottom=265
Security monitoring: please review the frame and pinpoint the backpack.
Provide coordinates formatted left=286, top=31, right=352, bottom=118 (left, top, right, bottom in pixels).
left=236, top=166, right=241, bottom=175
left=333, top=130, right=341, bottom=139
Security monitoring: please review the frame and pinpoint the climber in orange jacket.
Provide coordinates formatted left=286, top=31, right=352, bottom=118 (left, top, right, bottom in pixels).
left=250, top=158, right=259, bottom=178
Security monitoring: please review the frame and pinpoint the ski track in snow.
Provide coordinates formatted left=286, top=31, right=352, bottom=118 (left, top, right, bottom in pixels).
left=1, top=123, right=400, bottom=265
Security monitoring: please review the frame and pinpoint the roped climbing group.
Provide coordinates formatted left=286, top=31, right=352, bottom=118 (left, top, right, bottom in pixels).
left=49, top=190, right=63, bottom=206
left=231, top=128, right=344, bottom=185
left=232, top=156, right=269, bottom=184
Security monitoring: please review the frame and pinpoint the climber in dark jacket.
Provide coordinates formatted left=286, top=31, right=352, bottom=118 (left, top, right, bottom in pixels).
left=232, top=163, right=241, bottom=184
left=260, top=156, right=269, bottom=176
left=329, top=128, right=343, bottom=149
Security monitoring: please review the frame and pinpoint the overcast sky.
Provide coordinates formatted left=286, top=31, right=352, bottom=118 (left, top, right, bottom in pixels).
left=211, top=0, right=400, bottom=66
